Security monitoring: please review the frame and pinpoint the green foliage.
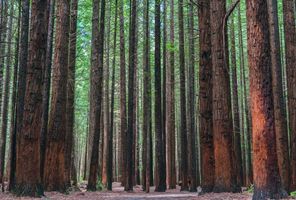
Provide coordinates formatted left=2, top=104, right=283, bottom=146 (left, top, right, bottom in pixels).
left=290, top=191, right=296, bottom=197
left=96, top=178, right=104, bottom=191
left=246, top=184, right=254, bottom=193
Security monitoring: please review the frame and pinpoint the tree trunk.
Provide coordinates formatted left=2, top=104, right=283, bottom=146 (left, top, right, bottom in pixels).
left=0, top=1, right=13, bottom=190
left=154, top=0, right=166, bottom=192
left=178, top=0, right=188, bottom=191
left=210, top=0, right=237, bottom=192
left=282, top=0, right=296, bottom=191
left=166, top=0, right=176, bottom=190
left=109, top=0, right=118, bottom=191
left=230, top=16, right=243, bottom=188
left=187, top=1, right=197, bottom=192
left=15, top=0, right=48, bottom=196
left=267, top=0, right=291, bottom=192
left=198, top=0, right=214, bottom=193
left=87, top=0, right=106, bottom=191
left=119, top=0, right=127, bottom=187
left=65, top=0, right=78, bottom=187
left=40, top=0, right=55, bottom=182
left=125, top=0, right=137, bottom=191
left=246, top=0, right=287, bottom=198
left=43, top=0, right=70, bottom=191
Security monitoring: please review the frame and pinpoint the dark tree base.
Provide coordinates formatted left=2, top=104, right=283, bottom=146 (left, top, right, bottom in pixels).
left=155, top=185, right=166, bottom=192
left=189, top=187, right=198, bottom=192
left=87, top=184, right=97, bottom=191
left=200, top=185, right=214, bottom=194
left=213, top=184, right=241, bottom=193
left=12, top=183, right=44, bottom=197
left=253, top=187, right=288, bottom=200
left=180, top=185, right=189, bottom=192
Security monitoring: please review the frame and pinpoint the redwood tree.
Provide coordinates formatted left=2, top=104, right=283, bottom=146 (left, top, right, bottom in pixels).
left=246, top=0, right=287, bottom=198
left=15, top=0, right=48, bottom=196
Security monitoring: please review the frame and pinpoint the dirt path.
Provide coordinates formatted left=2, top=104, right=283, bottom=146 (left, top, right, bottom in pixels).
left=0, top=182, right=253, bottom=200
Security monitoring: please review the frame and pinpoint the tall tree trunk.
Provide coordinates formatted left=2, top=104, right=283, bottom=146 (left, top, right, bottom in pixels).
left=166, top=0, right=176, bottom=190
left=187, top=0, right=197, bottom=192
left=125, top=0, right=137, bottom=191
left=43, top=0, right=70, bottom=191
left=210, top=0, right=237, bottom=192
left=119, top=0, right=127, bottom=187
left=267, top=0, right=291, bottom=192
left=0, top=1, right=13, bottom=190
left=87, top=0, right=106, bottom=191
left=102, top=3, right=111, bottom=187
left=246, top=0, right=287, bottom=198
left=282, top=0, right=296, bottom=191
left=230, top=15, right=243, bottom=188
left=198, top=0, right=214, bottom=192
left=0, top=0, right=7, bottom=112
left=154, top=0, right=166, bottom=192
left=109, top=0, right=118, bottom=191
left=15, top=0, right=48, bottom=196
left=40, top=0, right=55, bottom=182
left=65, top=0, right=78, bottom=187
left=8, top=2, right=20, bottom=190
left=142, top=0, right=152, bottom=192
left=178, top=0, right=188, bottom=191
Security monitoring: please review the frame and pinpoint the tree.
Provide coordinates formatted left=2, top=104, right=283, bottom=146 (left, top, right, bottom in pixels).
left=125, top=0, right=137, bottom=191
left=0, top=0, right=13, bottom=190
left=198, top=0, right=214, bottom=192
left=210, top=0, right=237, bottom=192
left=15, top=0, right=48, bottom=196
left=187, top=0, right=197, bottom=192
left=282, top=0, right=296, bottom=191
left=65, top=0, right=79, bottom=187
left=154, top=0, right=166, bottom=192
left=87, top=0, right=106, bottom=191
left=246, top=0, right=287, bottom=198
left=119, top=0, right=127, bottom=187
left=43, top=0, right=71, bottom=191
left=166, top=0, right=176, bottom=190
left=267, top=0, right=290, bottom=192
left=178, top=0, right=188, bottom=191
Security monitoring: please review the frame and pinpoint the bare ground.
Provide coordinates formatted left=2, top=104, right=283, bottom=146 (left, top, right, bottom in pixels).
left=0, top=182, right=261, bottom=200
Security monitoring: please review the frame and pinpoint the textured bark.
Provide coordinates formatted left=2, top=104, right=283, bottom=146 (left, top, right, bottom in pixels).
left=102, top=3, right=111, bottom=187
left=0, top=0, right=7, bottom=112
left=187, top=1, right=197, bottom=192
left=282, top=0, right=296, bottom=191
left=198, top=0, right=214, bottom=193
left=40, top=0, right=55, bottom=182
left=8, top=3, right=20, bottom=190
left=109, top=0, right=118, bottom=191
left=154, top=0, right=166, bottom=192
left=166, top=0, right=176, bottom=190
left=178, top=0, right=188, bottom=191
left=246, top=0, right=287, bottom=198
left=119, top=0, right=127, bottom=187
left=125, top=0, right=136, bottom=191
left=87, top=0, right=105, bottom=191
left=15, top=0, right=48, bottom=196
left=0, top=1, right=13, bottom=190
left=162, top=1, right=167, bottom=189
left=65, top=0, right=78, bottom=187
left=210, top=0, right=237, bottom=192
left=43, top=0, right=70, bottom=191
left=267, top=0, right=291, bottom=192
left=230, top=17, right=243, bottom=188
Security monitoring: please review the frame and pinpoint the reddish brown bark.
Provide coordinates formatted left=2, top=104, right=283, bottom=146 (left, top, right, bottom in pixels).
left=246, top=0, right=287, bottom=198
left=43, top=0, right=70, bottom=191
left=267, top=0, right=291, bottom=192
left=15, top=0, right=48, bottom=196
left=210, top=0, right=237, bottom=192
left=198, top=0, right=214, bottom=193
left=87, top=0, right=106, bottom=191
left=282, top=0, right=296, bottom=191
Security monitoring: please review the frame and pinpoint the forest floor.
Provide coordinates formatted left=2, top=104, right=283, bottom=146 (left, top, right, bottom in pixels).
left=0, top=182, right=282, bottom=200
